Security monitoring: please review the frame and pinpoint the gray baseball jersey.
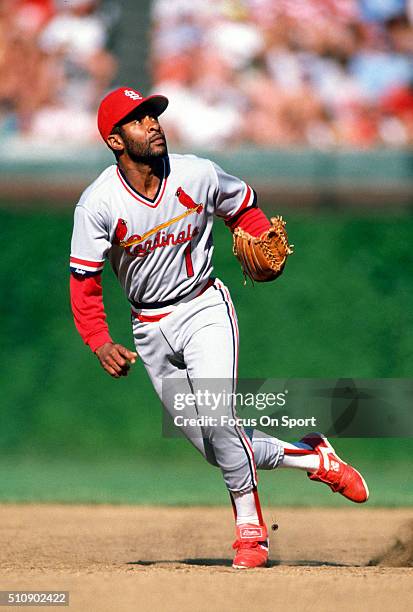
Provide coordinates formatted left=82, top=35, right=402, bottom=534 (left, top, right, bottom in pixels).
left=70, top=154, right=256, bottom=304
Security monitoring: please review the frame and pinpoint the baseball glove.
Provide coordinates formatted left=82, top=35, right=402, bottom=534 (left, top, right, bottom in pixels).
left=233, top=216, right=293, bottom=282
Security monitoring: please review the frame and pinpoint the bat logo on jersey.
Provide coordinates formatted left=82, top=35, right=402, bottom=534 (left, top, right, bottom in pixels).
left=128, top=225, right=199, bottom=258
left=113, top=217, right=199, bottom=258
left=116, top=187, right=204, bottom=252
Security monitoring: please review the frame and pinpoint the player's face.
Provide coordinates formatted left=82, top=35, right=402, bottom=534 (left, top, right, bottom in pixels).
left=115, top=108, right=168, bottom=162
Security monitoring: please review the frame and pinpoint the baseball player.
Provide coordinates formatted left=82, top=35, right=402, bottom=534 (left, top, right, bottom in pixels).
left=70, top=87, right=369, bottom=570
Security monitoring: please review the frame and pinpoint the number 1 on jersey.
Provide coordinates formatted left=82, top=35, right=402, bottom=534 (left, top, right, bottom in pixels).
left=184, top=243, right=194, bottom=277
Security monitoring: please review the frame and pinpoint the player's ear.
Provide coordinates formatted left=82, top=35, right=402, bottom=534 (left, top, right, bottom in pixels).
left=107, top=132, right=124, bottom=153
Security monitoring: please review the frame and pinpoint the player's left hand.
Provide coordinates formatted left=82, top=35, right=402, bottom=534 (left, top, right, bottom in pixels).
left=95, top=342, right=138, bottom=378
left=233, top=215, right=293, bottom=282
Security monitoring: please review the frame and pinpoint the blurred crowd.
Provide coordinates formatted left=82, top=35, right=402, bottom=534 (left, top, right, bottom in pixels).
left=0, top=0, right=118, bottom=143
left=1, top=0, right=413, bottom=149
left=152, top=0, right=413, bottom=148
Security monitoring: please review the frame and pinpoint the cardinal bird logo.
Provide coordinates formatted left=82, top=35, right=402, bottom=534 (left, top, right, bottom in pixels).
left=116, top=189, right=204, bottom=251
left=176, top=187, right=204, bottom=213
left=114, top=218, right=128, bottom=244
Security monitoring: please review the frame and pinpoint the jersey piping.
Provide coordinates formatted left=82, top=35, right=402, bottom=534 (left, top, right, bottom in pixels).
left=116, top=159, right=168, bottom=208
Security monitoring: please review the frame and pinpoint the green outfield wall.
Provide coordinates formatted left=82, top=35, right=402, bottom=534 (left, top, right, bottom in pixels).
left=1, top=209, right=412, bottom=459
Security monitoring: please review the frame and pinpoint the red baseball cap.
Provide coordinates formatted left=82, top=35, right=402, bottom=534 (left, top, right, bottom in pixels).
left=97, top=87, right=169, bottom=141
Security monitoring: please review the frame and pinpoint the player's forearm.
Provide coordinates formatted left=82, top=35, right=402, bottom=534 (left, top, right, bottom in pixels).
left=226, top=206, right=271, bottom=237
left=70, top=273, right=113, bottom=352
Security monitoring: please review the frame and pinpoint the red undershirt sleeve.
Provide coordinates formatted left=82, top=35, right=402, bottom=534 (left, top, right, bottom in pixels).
left=226, top=206, right=271, bottom=237
left=70, top=273, right=113, bottom=353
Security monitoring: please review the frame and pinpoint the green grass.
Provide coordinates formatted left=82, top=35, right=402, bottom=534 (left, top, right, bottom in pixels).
left=0, top=440, right=411, bottom=507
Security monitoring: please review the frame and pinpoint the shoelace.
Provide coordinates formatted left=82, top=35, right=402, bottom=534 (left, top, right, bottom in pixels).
left=321, top=462, right=346, bottom=493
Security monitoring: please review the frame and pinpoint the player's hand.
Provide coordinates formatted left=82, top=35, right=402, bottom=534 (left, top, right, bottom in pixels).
left=95, top=342, right=137, bottom=378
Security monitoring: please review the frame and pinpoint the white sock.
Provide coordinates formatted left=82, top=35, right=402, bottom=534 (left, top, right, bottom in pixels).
left=278, top=441, right=320, bottom=473
left=232, top=490, right=260, bottom=526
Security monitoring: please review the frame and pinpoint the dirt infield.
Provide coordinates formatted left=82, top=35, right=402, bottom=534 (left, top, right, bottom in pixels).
left=0, top=505, right=412, bottom=612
